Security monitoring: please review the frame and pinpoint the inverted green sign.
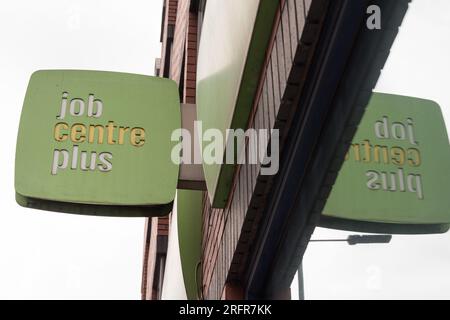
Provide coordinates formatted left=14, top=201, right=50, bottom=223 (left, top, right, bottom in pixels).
left=15, top=70, right=180, bottom=217
left=321, top=93, right=450, bottom=234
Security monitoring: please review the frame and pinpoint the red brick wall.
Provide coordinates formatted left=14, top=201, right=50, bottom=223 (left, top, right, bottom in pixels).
left=167, top=0, right=178, bottom=25
left=184, top=12, right=197, bottom=104
left=200, top=0, right=321, bottom=300
left=170, top=0, right=190, bottom=84
left=199, top=1, right=285, bottom=300
left=142, top=0, right=180, bottom=300
left=158, top=217, right=169, bottom=236
left=159, top=0, right=179, bottom=77
left=201, top=195, right=226, bottom=296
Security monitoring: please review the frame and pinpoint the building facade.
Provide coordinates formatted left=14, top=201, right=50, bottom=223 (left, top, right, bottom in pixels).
left=141, top=0, right=410, bottom=300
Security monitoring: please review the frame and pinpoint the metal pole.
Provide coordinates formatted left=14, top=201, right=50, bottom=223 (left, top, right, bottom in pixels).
left=299, top=235, right=392, bottom=299
left=309, top=239, right=348, bottom=243
left=298, top=262, right=305, bottom=300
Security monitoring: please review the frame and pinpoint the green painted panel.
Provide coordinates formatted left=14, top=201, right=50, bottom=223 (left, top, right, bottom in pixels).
left=197, top=0, right=278, bottom=208
left=15, top=70, right=180, bottom=217
left=322, top=93, right=450, bottom=233
left=177, top=189, right=203, bottom=300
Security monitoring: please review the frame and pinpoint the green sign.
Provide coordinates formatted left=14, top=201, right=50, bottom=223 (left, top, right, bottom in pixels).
left=177, top=189, right=203, bottom=300
left=15, top=70, right=180, bottom=217
left=321, top=93, right=450, bottom=234
left=197, top=0, right=278, bottom=208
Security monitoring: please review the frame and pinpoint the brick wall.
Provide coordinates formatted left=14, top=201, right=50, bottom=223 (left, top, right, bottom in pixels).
left=184, top=12, right=197, bottom=104
left=158, top=216, right=170, bottom=236
left=142, top=0, right=181, bottom=300
left=159, top=0, right=178, bottom=77
left=144, top=0, right=322, bottom=301
left=170, top=0, right=189, bottom=84
left=201, top=0, right=325, bottom=300
left=142, top=218, right=159, bottom=299
left=142, top=0, right=201, bottom=300
left=168, top=0, right=178, bottom=25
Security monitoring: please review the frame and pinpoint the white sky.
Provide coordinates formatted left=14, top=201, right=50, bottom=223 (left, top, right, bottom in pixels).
left=0, top=0, right=448, bottom=300
left=294, top=0, right=450, bottom=300
left=0, top=0, right=163, bottom=299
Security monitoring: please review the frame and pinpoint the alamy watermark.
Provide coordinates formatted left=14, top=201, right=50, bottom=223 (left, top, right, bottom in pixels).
left=171, top=121, right=280, bottom=176
left=367, top=5, right=381, bottom=30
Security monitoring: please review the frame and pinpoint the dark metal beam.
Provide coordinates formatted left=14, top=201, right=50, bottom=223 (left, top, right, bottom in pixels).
left=246, top=0, right=411, bottom=299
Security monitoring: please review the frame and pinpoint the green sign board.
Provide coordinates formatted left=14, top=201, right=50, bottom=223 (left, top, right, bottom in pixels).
left=197, top=0, right=278, bottom=208
left=321, top=93, right=450, bottom=234
left=177, top=189, right=203, bottom=300
left=15, top=70, right=180, bottom=217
